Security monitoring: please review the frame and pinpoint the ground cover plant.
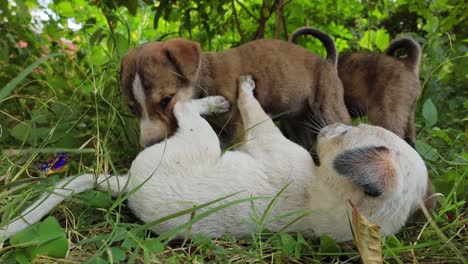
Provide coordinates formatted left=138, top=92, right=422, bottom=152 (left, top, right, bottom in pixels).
left=0, top=0, right=466, bottom=263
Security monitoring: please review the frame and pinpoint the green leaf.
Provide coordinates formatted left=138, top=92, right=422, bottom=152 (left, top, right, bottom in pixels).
left=294, top=233, right=309, bottom=259
left=15, top=253, right=29, bottom=264
left=10, top=121, right=31, bottom=142
left=430, top=127, right=452, bottom=145
left=375, top=29, right=390, bottom=51
left=143, top=238, right=164, bottom=254
left=422, top=98, right=438, bottom=127
left=83, top=256, right=110, bottom=264
left=122, top=1, right=138, bottom=15
left=10, top=216, right=69, bottom=260
left=280, top=233, right=296, bottom=256
left=358, top=30, right=376, bottom=50
left=109, top=247, right=127, bottom=262
left=31, top=108, right=50, bottom=124
left=76, top=190, right=114, bottom=208
left=415, top=140, right=439, bottom=161
left=0, top=53, right=62, bottom=104
left=318, top=235, right=341, bottom=255
left=57, top=2, right=74, bottom=17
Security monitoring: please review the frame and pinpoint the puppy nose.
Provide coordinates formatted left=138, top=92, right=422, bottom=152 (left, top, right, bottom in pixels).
left=319, top=123, right=350, bottom=137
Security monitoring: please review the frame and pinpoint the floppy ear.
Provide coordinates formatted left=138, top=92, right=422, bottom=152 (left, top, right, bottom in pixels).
left=333, top=146, right=397, bottom=197
left=162, top=38, right=202, bottom=82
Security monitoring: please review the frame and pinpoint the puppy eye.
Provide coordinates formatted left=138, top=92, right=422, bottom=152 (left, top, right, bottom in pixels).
left=128, top=105, right=136, bottom=115
left=160, top=95, right=173, bottom=110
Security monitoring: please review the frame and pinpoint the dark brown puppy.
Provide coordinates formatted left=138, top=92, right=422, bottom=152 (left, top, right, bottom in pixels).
left=290, top=28, right=422, bottom=147
left=120, top=32, right=351, bottom=148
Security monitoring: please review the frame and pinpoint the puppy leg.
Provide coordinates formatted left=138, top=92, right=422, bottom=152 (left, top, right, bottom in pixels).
left=237, top=75, right=283, bottom=142
left=404, top=111, right=416, bottom=147
left=172, top=96, right=230, bottom=161
left=368, top=106, right=406, bottom=142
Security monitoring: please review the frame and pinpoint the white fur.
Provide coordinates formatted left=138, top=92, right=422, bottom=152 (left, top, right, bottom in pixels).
left=0, top=76, right=428, bottom=242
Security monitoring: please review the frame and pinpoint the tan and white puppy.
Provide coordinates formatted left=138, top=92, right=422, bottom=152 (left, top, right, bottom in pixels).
left=1, top=77, right=428, bottom=242
left=120, top=31, right=351, bottom=148
left=290, top=28, right=421, bottom=147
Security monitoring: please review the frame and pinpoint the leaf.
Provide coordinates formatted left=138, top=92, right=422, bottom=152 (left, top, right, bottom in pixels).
left=57, top=2, right=74, bottom=17
left=109, top=247, right=127, bottom=262
left=358, top=30, right=376, bottom=50
left=422, top=98, right=438, bottom=127
left=318, top=235, right=341, bottom=255
left=122, top=1, right=138, bottom=15
left=10, top=121, right=31, bottom=142
left=83, top=256, right=110, bottom=264
left=280, top=233, right=296, bottom=256
left=0, top=53, right=62, bottom=104
left=350, top=201, right=382, bottom=264
left=143, top=238, right=164, bottom=254
left=415, top=140, right=439, bottom=161
left=76, top=190, right=114, bottom=208
left=10, top=217, right=69, bottom=260
left=430, top=127, right=452, bottom=145
left=375, top=29, right=390, bottom=52
left=294, top=233, right=310, bottom=259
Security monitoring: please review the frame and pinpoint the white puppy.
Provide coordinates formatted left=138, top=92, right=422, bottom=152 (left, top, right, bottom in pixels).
left=0, top=76, right=428, bottom=242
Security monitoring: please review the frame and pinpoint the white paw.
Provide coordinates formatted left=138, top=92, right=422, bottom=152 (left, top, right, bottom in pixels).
left=208, top=96, right=230, bottom=114
left=194, top=96, right=230, bottom=115
left=239, top=75, right=255, bottom=94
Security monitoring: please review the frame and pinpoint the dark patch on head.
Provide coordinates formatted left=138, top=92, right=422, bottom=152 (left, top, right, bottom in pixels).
left=333, top=146, right=393, bottom=197
left=164, top=49, right=184, bottom=79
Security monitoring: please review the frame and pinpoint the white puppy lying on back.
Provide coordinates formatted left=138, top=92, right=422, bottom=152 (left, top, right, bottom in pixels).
left=0, top=76, right=428, bottom=242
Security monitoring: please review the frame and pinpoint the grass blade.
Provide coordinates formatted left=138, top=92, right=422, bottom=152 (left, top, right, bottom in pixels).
left=0, top=53, right=63, bottom=104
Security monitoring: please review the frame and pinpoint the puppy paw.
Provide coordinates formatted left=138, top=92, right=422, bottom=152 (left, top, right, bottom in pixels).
left=238, top=75, right=256, bottom=95
left=208, top=96, right=230, bottom=114
left=194, top=96, right=230, bottom=115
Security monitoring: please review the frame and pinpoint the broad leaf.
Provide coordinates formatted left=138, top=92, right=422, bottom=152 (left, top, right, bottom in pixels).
left=415, top=140, right=439, bottom=161
left=0, top=53, right=62, bottom=103
left=422, top=99, right=438, bottom=127
left=350, top=202, right=382, bottom=264
left=10, top=216, right=69, bottom=260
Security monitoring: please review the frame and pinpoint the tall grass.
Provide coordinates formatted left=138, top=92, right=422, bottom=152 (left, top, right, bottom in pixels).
left=0, top=9, right=466, bottom=264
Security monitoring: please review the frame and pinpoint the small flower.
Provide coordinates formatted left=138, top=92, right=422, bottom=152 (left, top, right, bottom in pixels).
left=16, top=41, right=28, bottom=48
left=38, top=153, right=70, bottom=176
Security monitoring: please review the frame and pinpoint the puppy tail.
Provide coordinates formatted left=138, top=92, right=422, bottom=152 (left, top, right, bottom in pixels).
left=289, top=27, right=338, bottom=66
left=0, top=174, right=128, bottom=240
left=385, top=37, right=421, bottom=75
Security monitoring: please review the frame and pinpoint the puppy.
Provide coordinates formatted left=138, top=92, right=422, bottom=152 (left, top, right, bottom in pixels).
left=289, top=28, right=421, bottom=147
left=120, top=30, right=351, bottom=148
left=1, top=76, right=428, bottom=242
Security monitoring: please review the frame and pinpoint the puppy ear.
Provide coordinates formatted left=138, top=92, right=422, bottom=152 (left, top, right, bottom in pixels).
left=333, top=146, right=397, bottom=197
left=162, top=38, right=201, bottom=82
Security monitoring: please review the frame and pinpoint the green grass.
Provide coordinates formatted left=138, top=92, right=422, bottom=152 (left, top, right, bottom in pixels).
left=0, top=56, right=466, bottom=263
left=0, top=15, right=467, bottom=264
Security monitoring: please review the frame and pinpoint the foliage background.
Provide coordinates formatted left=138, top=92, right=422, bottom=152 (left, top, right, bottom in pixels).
left=0, top=0, right=466, bottom=262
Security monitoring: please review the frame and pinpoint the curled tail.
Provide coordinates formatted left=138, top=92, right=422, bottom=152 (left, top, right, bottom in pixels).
left=385, top=37, right=421, bottom=75
left=0, top=174, right=128, bottom=240
left=289, top=27, right=338, bottom=66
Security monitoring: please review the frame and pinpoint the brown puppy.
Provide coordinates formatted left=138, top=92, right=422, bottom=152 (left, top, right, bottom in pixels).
left=120, top=31, right=351, bottom=148
left=290, top=29, right=421, bottom=147
left=290, top=29, right=437, bottom=211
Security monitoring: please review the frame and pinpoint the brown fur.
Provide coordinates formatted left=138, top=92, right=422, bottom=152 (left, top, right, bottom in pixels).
left=290, top=30, right=437, bottom=211
left=120, top=34, right=351, bottom=147
left=338, top=50, right=421, bottom=147
left=289, top=29, right=422, bottom=147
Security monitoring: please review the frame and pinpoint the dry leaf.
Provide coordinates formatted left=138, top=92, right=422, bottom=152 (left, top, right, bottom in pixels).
left=350, top=201, right=383, bottom=264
